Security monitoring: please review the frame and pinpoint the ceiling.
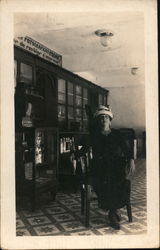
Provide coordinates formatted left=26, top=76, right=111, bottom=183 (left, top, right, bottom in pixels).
left=14, top=11, right=145, bottom=88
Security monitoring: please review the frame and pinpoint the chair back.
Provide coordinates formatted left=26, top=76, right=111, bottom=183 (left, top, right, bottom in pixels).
left=119, top=128, right=136, bottom=159
left=75, top=147, right=93, bottom=185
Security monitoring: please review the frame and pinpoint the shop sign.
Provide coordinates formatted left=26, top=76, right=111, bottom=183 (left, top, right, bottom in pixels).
left=14, top=36, right=62, bottom=66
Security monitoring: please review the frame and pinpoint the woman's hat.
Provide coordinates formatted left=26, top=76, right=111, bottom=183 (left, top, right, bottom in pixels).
left=94, top=105, right=113, bottom=120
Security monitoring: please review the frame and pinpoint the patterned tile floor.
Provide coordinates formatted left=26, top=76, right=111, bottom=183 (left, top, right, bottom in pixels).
left=16, top=158, right=147, bottom=236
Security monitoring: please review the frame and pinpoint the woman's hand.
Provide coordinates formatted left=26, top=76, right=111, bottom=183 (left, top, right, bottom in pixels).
left=126, top=159, right=135, bottom=179
left=130, top=159, right=136, bottom=174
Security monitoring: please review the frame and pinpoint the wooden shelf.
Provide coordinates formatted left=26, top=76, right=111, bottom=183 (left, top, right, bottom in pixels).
left=26, top=92, right=44, bottom=100
left=59, top=131, right=89, bottom=135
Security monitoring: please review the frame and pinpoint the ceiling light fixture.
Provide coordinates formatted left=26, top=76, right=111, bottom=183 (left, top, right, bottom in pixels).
left=131, top=67, right=139, bottom=75
left=95, top=29, right=114, bottom=47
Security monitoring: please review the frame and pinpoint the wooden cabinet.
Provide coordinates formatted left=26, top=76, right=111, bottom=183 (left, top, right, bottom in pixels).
left=16, top=127, right=59, bottom=210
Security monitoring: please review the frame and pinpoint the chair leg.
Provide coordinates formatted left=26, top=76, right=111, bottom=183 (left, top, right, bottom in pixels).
left=30, top=192, right=36, bottom=212
left=85, top=184, right=91, bottom=227
left=81, top=185, right=85, bottom=215
left=30, top=184, right=36, bottom=212
left=51, top=191, right=56, bottom=201
left=126, top=203, right=132, bottom=222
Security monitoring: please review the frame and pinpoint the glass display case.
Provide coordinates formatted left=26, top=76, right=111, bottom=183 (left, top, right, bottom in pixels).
left=15, top=127, right=59, bottom=211
left=58, top=132, right=89, bottom=192
left=35, top=129, right=45, bottom=165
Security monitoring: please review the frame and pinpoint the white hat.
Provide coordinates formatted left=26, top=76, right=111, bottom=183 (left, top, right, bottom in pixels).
left=94, top=105, right=113, bottom=120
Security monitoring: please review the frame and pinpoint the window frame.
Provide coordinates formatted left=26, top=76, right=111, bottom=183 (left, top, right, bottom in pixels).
left=19, top=61, right=34, bottom=84
left=57, top=78, right=67, bottom=124
left=98, top=93, right=107, bottom=106
left=57, top=78, right=90, bottom=131
left=67, top=82, right=89, bottom=131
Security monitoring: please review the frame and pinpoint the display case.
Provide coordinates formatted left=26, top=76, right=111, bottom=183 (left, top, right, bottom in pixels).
left=15, top=127, right=59, bottom=210
left=58, top=132, right=89, bottom=192
left=15, top=81, right=59, bottom=210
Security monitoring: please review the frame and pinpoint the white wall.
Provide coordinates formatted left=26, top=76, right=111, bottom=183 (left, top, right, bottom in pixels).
left=107, top=85, right=146, bottom=156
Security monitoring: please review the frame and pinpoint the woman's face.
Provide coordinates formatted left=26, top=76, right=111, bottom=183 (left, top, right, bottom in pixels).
left=98, top=114, right=111, bottom=131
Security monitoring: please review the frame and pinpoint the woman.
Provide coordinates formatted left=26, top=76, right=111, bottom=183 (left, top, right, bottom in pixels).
left=91, top=105, right=135, bottom=230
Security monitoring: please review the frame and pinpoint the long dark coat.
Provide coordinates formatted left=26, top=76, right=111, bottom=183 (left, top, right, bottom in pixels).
left=91, top=129, right=132, bottom=210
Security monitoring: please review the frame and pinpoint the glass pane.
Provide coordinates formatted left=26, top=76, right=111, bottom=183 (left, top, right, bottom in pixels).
left=37, top=82, right=45, bottom=98
left=58, top=105, right=66, bottom=119
left=68, top=120, right=76, bottom=131
left=76, top=96, right=82, bottom=106
left=48, top=134, right=55, bottom=162
left=83, top=120, right=88, bottom=131
left=14, top=60, right=17, bottom=88
left=76, top=117, right=82, bottom=122
left=68, top=93, right=74, bottom=105
left=83, top=98, right=88, bottom=108
left=68, top=82, right=74, bottom=94
left=76, top=85, right=82, bottom=96
left=83, top=88, right=88, bottom=99
left=104, top=95, right=107, bottom=105
left=58, top=92, right=66, bottom=104
left=20, top=63, right=32, bottom=83
left=76, top=108, right=82, bottom=117
left=35, top=130, right=45, bottom=164
left=68, top=107, right=74, bottom=119
left=58, top=79, right=66, bottom=92
left=98, top=94, right=103, bottom=105
left=83, top=109, right=88, bottom=120
left=75, top=117, right=82, bottom=131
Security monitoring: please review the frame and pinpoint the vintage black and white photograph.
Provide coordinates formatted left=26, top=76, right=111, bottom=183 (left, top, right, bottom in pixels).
left=14, top=11, right=147, bottom=236
left=0, top=0, right=159, bottom=249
